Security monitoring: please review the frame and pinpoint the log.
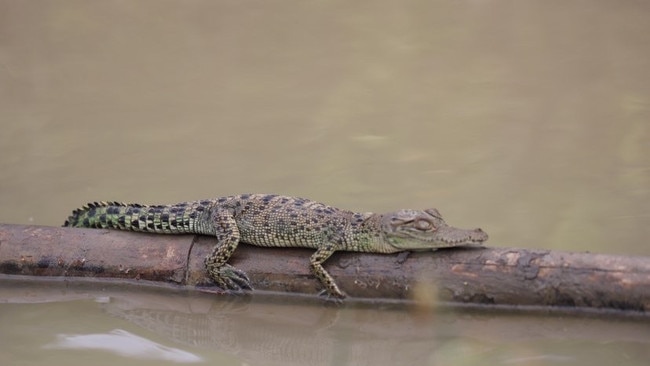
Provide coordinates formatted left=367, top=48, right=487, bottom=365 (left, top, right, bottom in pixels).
left=0, top=223, right=648, bottom=312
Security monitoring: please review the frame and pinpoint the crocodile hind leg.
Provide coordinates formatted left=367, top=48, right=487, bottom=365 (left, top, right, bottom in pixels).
left=310, top=244, right=345, bottom=299
left=204, top=211, right=252, bottom=291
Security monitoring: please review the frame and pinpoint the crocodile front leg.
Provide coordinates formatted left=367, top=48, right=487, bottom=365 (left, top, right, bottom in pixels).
left=310, top=244, right=345, bottom=299
left=204, top=210, right=252, bottom=291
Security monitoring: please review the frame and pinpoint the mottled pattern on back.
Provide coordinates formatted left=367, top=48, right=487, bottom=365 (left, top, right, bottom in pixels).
left=225, top=194, right=354, bottom=249
left=65, top=194, right=370, bottom=250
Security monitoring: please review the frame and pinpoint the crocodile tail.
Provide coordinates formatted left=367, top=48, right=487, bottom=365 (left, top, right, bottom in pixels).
left=63, top=201, right=206, bottom=234
left=64, top=201, right=139, bottom=229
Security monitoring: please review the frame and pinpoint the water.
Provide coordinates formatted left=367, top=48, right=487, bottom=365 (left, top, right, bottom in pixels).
left=1, top=279, right=649, bottom=366
left=1, top=0, right=649, bottom=364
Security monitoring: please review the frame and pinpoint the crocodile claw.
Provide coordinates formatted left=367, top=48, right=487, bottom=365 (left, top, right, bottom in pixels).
left=209, top=264, right=252, bottom=292
left=318, top=289, right=346, bottom=303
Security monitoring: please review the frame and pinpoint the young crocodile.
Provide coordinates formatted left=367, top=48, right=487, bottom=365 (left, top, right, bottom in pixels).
left=64, top=194, right=488, bottom=298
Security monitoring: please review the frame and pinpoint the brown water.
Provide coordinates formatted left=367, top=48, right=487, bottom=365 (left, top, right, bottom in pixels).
left=1, top=279, right=649, bottom=366
left=2, top=0, right=649, bottom=255
left=1, top=0, right=649, bottom=365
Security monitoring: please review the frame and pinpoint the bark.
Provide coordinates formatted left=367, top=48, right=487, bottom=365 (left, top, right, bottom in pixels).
left=1, top=223, right=648, bottom=312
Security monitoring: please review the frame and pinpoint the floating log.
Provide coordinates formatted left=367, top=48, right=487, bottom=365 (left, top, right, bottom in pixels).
left=0, top=223, right=648, bottom=312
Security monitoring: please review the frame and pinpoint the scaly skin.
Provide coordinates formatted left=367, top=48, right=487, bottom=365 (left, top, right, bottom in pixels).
left=64, top=194, right=488, bottom=298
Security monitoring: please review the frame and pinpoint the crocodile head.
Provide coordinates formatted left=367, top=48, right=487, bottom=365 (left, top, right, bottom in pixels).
left=380, top=208, right=488, bottom=251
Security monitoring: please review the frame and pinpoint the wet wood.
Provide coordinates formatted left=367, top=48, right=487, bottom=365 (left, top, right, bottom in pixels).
left=1, top=223, right=649, bottom=312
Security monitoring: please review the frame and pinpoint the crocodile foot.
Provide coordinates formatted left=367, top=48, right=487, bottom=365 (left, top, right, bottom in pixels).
left=207, top=264, right=252, bottom=292
left=318, top=288, right=347, bottom=302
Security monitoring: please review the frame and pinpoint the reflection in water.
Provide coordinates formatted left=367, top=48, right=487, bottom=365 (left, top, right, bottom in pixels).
left=44, top=329, right=203, bottom=363
left=103, top=294, right=438, bottom=366
left=1, top=280, right=650, bottom=366
left=101, top=289, right=650, bottom=366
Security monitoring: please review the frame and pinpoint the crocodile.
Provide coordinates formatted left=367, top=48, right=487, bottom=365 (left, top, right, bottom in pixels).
left=63, top=194, right=488, bottom=299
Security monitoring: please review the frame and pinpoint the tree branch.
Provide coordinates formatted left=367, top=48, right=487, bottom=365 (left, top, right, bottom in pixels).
left=1, top=224, right=648, bottom=312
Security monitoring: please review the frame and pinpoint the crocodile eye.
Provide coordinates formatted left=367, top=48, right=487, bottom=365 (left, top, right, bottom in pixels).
left=415, top=219, right=434, bottom=231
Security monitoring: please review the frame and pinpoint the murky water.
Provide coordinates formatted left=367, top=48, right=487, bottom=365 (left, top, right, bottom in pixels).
left=1, top=0, right=649, bottom=255
left=1, top=0, right=649, bottom=365
left=1, top=279, right=649, bottom=366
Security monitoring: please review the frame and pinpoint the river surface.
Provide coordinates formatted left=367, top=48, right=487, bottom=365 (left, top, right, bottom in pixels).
left=1, top=0, right=649, bottom=365
left=1, top=279, right=649, bottom=366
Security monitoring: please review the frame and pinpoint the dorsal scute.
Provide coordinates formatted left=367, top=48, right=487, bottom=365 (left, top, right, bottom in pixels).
left=85, top=201, right=130, bottom=207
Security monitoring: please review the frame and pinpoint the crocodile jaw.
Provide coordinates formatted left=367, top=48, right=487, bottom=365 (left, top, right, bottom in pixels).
left=384, top=226, right=488, bottom=251
left=380, top=208, right=488, bottom=251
